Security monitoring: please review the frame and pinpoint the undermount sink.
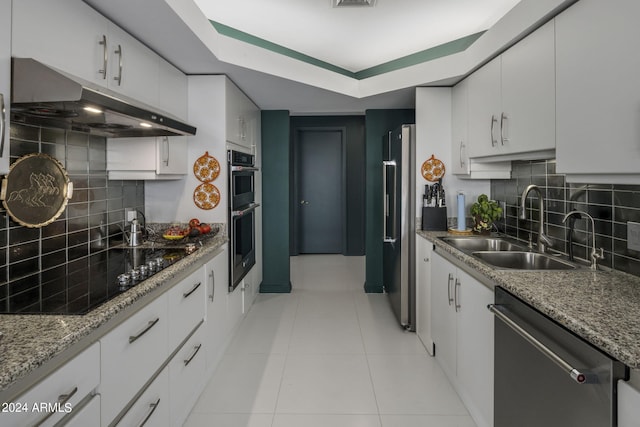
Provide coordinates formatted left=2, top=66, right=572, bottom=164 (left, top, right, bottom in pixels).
left=440, top=236, right=526, bottom=253
left=472, top=251, right=579, bottom=271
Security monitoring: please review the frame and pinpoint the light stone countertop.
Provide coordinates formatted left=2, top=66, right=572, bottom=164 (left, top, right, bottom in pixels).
left=0, top=225, right=227, bottom=398
left=418, top=230, right=640, bottom=369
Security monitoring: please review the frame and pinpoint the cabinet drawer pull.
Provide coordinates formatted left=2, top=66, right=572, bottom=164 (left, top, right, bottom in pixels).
left=183, top=282, right=202, bottom=299
left=33, top=386, right=78, bottom=426
left=454, top=278, right=461, bottom=312
left=209, top=271, right=215, bottom=302
left=114, top=44, right=123, bottom=85
left=459, top=141, right=465, bottom=168
left=490, top=115, right=498, bottom=147
left=447, top=273, right=454, bottom=305
left=129, top=318, right=160, bottom=344
left=98, top=34, right=108, bottom=79
left=184, top=343, right=203, bottom=367
left=500, top=112, right=509, bottom=145
left=137, top=398, right=161, bottom=427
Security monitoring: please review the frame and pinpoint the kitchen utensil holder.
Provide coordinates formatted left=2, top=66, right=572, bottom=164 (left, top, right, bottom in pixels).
left=422, top=207, right=448, bottom=231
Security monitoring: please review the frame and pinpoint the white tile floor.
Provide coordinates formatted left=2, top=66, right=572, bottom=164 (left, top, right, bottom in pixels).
left=185, top=255, right=477, bottom=427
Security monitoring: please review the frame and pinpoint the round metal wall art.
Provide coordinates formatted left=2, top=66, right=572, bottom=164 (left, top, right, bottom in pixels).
left=0, top=153, right=74, bottom=228
left=193, top=151, right=220, bottom=210
left=421, top=154, right=446, bottom=182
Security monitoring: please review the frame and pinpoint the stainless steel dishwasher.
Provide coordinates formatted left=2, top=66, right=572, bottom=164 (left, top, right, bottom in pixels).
left=489, top=287, right=628, bottom=427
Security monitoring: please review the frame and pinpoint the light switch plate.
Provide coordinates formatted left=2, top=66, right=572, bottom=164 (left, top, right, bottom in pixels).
left=627, top=222, right=640, bottom=252
left=126, top=209, right=137, bottom=222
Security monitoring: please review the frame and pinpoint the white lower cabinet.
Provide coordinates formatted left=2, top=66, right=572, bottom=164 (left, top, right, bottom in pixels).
left=99, top=294, right=169, bottom=426
left=0, top=343, right=100, bottom=427
left=430, top=251, right=494, bottom=427
left=114, top=368, right=169, bottom=427
left=416, top=235, right=433, bottom=354
left=169, top=325, right=206, bottom=426
left=57, top=394, right=100, bottom=427
left=168, top=267, right=206, bottom=351
left=204, top=247, right=230, bottom=373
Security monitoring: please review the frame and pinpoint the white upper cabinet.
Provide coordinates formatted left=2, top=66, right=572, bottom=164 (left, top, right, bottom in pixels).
left=12, top=0, right=185, bottom=116
left=0, top=0, right=11, bottom=174
left=501, top=20, right=555, bottom=157
left=107, top=136, right=187, bottom=180
left=556, top=0, right=640, bottom=183
left=452, top=78, right=511, bottom=179
left=467, top=20, right=556, bottom=161
left=225, top=79, right=260, bottom=149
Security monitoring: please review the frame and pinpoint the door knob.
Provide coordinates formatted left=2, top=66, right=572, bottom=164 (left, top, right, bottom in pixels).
left=300, top=200, right=310, bottom=205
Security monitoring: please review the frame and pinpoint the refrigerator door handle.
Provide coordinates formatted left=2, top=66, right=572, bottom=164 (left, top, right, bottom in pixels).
left=383, top=160, right=397, bottom=243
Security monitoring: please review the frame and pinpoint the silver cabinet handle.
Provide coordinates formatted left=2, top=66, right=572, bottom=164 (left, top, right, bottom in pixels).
left=500, top=112, right=509, bottom=145
left=98, top=34, right=108, bottom=79
left=488, top=304, right=591, bottom=384
left=129, top=318, right=159, bottom=344
left=183, top=282, right=202, bottom=299
left=183, top=344, right=202, bottom=366
left=137, top=398, right=160, bottom=427
left=114, top=44, right=123, bottom=85
left=300, top=200, right=310, bottom=205
left=33, top=386, right=78, bottom=426
left=454, top=279, right=461, bottom=312
left=490, top=115, right=498, bottom=147
left=459, top=141, right=465, bottom=168
left=447, top=273, right=454, bottom=306
left=0, top=93, right=5, bottom=159
left=424, top=257, right=430, bottom=262
left=209, top=270, right=215, bottom=302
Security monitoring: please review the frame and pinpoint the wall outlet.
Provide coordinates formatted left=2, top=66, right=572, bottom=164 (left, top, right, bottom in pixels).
left=125, top=209, right=137, bottom=222
left=627, top=222, right=640, bottom=252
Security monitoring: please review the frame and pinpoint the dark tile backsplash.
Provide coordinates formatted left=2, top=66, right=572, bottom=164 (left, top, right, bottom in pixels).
left=0, top=123, right=145, bottom=313
left=491, top=160, right=640, bottom=277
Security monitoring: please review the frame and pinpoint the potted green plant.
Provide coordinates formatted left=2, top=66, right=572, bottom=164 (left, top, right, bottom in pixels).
left=470, top=194, right=503, bottom=234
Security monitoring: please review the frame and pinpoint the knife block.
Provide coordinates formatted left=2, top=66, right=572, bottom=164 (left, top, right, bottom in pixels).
left=421, top=207, right=447, bottom=231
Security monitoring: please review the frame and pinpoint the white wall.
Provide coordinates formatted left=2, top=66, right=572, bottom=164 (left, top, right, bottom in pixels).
left=415, top=87, right=490, bottom=225
left=145, top=76, right=228, bottom=225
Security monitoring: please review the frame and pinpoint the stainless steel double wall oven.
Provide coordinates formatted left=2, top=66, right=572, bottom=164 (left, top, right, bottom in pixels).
left=228, top=150, right=259, bottom=292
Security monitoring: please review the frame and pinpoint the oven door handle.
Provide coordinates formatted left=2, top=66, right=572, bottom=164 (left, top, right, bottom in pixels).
left=232, top=203, right=260, bottom=217
left=488, top=304, right=591, bottom=384
left=231, top=165, right=259, bottom=172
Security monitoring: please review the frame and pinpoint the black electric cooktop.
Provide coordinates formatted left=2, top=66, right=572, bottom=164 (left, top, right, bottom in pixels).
left=1, top=247, right=188, bottom=315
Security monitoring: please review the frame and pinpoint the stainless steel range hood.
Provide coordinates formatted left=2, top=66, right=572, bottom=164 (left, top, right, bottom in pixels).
left=11, top=58, right=197, bottom=137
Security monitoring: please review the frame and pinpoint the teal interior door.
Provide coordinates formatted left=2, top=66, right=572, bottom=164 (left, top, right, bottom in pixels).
left=295, top=129, right=344, bottom=254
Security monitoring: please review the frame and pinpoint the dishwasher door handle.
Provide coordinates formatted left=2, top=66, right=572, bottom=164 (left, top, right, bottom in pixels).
left=488, top=304, right=590, bottom=384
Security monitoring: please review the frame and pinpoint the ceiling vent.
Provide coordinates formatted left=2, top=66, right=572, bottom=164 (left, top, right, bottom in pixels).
left=333, top=0, right=376, bottom=7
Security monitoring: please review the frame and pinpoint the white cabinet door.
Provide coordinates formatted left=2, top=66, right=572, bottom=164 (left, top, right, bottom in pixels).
left=0, top=343, right=100, bottom=427
left=416, top=236, right=433, bottom=354
left=501, top=20, right=555, bottom=156
left=430, top=252, right=457, bottom=381
left=0, top=0, right=10, bottom=174
left=107, top=137, right=187, bottom=180
left=204, top=248, right=230, bottom=372
left=12, top=0, right=109, bottom=85
left=169, top=325, right=206, bottom=426
left=456, top=268, right=494, bottom=427
left=158, top=59, right=188, bottom=120
left=168, top=267, right=206, bottom=350
left=468, top=57, right=502, bottom=158
left=59, top=394, right=100, bottom=427
left=106, top=23, right=159, bottom=107
left=451, top=80, right=470, bottom=176
left=225, top=79, right=259, bottom=149
left=100, top=294, right=169, bottom=426
left=556, top=0, right=640, bottom=180
left=114, top=368, right=169, bottom=427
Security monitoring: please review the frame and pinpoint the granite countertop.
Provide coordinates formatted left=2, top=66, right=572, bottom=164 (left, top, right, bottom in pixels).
left=418, top=230, right=640, bottom=369
left=0, top=224, right=227, bottom=397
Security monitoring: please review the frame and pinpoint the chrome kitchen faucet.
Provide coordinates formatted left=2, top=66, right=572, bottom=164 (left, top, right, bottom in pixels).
left=520, top=184, right=554, bottom=253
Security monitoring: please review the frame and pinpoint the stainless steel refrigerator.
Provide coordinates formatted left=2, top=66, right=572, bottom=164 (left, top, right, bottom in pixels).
left=382, top=124, right=416, bottom=331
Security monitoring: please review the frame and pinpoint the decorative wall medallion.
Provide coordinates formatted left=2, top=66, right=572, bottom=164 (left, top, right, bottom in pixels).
left=193, top=151, right=220, bottom=183
left=193, top=182, right=220, bottom=210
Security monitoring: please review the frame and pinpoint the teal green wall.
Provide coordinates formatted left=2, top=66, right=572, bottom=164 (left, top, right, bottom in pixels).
left=260, top=110, right=292, bottom=293
left=364, top=109, right=415, bottom=293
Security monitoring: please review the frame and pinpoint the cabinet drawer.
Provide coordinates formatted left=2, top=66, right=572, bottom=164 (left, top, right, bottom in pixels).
left=0, top=342, right=99, bottom=427
left=168, top=267, right=205, bottom=350
left=55, top=393, right=100, bottom=427
left=114, top=368, right=169, bottom=427
left=169, top=325, right=206, bottom=426
left=100, top=294, right=168, bottom=425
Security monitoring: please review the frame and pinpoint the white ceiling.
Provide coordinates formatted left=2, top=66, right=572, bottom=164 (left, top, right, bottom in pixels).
left=84, top=0, right=571, bottom=114
left=194, top=0, right=521, bottom=72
